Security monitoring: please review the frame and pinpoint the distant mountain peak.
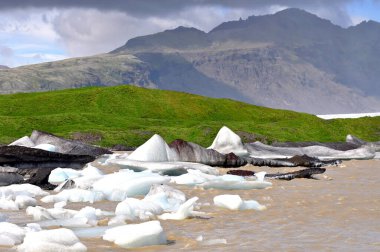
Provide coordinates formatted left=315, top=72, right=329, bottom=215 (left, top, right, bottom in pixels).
left=275, top=7, right=312, bottom=15
left=170, top=26, right=205, bottom=33
left=112, top=25, right=209, bottom=53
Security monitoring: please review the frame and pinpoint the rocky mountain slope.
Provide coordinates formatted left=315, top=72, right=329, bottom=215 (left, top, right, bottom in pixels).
left=1, top=8, right=379, bottom=114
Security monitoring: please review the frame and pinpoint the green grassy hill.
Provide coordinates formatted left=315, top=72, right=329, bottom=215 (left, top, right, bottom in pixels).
left=0, top=85, right=378, bottom=147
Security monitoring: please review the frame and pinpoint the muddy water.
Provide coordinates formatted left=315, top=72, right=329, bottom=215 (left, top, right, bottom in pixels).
left=3, top=160, right=380, bottom=251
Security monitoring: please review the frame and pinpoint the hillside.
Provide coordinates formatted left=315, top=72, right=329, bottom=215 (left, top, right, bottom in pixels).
left=1, top=8, right=380, bottom=113
left=0, top=85, right=378, bottom=147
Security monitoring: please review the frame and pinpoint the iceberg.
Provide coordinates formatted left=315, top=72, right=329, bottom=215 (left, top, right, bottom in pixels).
left=128, top=134, right=178, bottom=162
left=41, top=188, right=105, bottom=203
left=17, top=228, right=87, bottom=252
left=103, top=221, right=167, bottom=249
left=0, top=222, right=26, bottom=246
left=208, top=126, right=248, bottom=156
left=213, top=194, right=266, bottom=211
left=158, top=197, right=199, bottom=220
left=111, top=159, right=219, bottom=175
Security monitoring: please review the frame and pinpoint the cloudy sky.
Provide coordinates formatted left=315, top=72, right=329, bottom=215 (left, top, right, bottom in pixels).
left=1, top=0, right=379, bottom=67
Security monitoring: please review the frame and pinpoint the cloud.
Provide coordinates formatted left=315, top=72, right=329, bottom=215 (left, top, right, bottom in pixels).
left=0, top=45, right=13, bottom=58
left=0, top=0, right=377, bottom=66
left=0, top=0, right=366, bottom=27
left=50, top=6, right=257, bottom=56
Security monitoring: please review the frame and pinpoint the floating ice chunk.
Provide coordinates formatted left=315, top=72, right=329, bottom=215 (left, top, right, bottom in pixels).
left=246, top=141, right=375, bottom=160
left=158, top=197, right=198, bottom=220
left=254, top=171, right=266, bottom=182
left=73, top=206, right=107, bottom=226
left=202, top=238, right=227, bottom=246
left=0, top=197, right=19, bottom=210
left=33, top=143, right=57, bottom=152
left=172, top=169, right=271, bottom=190
left=201, top=180, right=272, bottom=190
left=213, top=194, right=266, bottom=211
left=26, top=205, right=78, bottom=221
left=73, top=226, right=111, bottom=239
left=145, top=184, right=186, bottom=211
left=111, top=159, right=219, bottom=176
left=0, top=222, right=26, bottom=246
left=23, top=223, right=42, bottom=233
left=213, top=195, right=242, bottom=210
left=51, top=165, right=104, bottom=189
left=48, top=168, right=82, bottom=185
left=92, top=170, right=170, bottom=200
left=115, top=198, right=163, bottom=221
left=71, top=176, right=102, bottom=191
left=127, top=134, right=178, bottom=162
left=241, top=200, right=267, bottom=210
left=38, top=217, right=91, bottom=229
left=108, top=215, right=127, bottom=226
left=98, top=153, right=124, bottom=165
left=81, top=164, right=103, bottom=177
left=41, top=188, right=105, bottom=203
left=0, top=184, right=48, bottom=198
left=219, top=174, right=245, bottom=181
left=208, top=126, right=248, bottom=156
left=113, top=186, right=185, bottom=222
left=17, top=228, right=87, bottom=252
left=28, top=205, right=107, bottom=228
left=8, top=136, right=35, bottom=147
left=54, top=201, right=67, bottom=209
left=171, top=169, right=218, bottom=185
left=197, top=235, right=227, bottom=246
left=15, top=195, right=37, bottom=209
left=103, top=220, right=167, bottom=249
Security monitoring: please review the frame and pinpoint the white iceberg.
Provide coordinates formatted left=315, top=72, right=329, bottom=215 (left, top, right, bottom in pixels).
left=114, top=198, right=163, bottom=221
left=17, top=228, right=87, bottom=252
left=208, top=126, right=248, bottom=156
left=0, top=184, right=48, bottom=198
left=158, top=197, right=199, bottom=220
left=8, top=136, right=35, bottom=147
left=103, top=220, right=167, bottom=249
left=144, top=184, right=186, bottom=212
left=171, top=170, right=272, bottom=190
left=213, top=194, right=266, bottom=211
left=0, top=222, right=26, bottom=246
left=41, top=188, right=105, bottom=204
left=48, top=168, right=82, bottom=185
left=92, top=170, right=170, bottom=201
left=128, top=134, right=178, bottom=162
left=111, top=159, right=219, bottom=175
left=246, top=141, right=375, bottom=160
left=49, top=165, right=104, bottom=186
left=15, top=195, right=37, bottom=209
left=32, top=143, right=57, bottom=152
left=0, top=184, right=47, bottom=210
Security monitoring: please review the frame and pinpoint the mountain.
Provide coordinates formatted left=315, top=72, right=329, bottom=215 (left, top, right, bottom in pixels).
left=0, top=8, right=380, bottom=114
left=0, top=65, right=9, bottom=70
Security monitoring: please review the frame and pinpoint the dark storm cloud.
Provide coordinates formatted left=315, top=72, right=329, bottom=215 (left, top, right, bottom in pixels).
left=0, top=0, right=362, bottom=17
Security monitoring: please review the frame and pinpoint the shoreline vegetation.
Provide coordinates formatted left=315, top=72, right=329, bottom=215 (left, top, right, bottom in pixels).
left=1, top=85, right=379, bottom=147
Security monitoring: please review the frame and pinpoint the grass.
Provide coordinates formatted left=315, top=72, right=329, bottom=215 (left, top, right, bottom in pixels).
left=0, top=85, right=379, bottom=147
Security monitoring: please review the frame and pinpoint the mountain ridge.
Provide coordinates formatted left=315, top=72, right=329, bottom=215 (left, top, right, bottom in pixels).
left=1, top=8, right=380, bottom=114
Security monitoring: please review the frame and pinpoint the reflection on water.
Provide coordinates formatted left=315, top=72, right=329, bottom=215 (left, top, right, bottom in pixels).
left=2, top=160, right=380, bottom=251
